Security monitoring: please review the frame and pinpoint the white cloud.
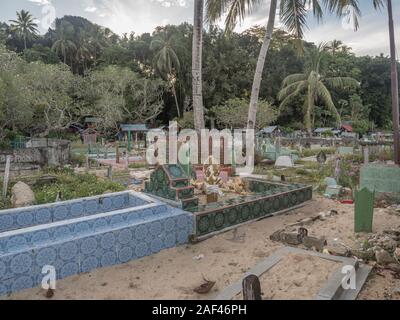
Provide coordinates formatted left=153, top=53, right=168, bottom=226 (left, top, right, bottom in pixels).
left=28, top=0, right=52, bottom=6
left=85, top=6, right=97, bottom=13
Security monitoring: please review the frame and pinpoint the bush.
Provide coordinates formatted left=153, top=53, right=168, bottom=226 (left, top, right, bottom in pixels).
left=33, top=172, right=125, bottom=205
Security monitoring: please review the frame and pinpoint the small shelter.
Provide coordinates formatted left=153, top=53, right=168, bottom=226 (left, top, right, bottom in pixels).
left=258, top=126, right=281, bottom=138
left=119, top=124, right=149, bottom=151
left=83, top=128, right=98, bottom=145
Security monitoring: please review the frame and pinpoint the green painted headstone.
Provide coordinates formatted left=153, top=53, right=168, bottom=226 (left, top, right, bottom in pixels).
left=355, top=188, right=375, bottom=233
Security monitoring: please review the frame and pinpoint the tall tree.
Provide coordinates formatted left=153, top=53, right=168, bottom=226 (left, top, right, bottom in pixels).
left=386, top=0, right=400, bottom=164
left=151, top=32, right=182, bottom=118
left=278, top=45, right=359, bottom=135
left=9, top=10, right=39, bottom=50
left=192, top=0, right=206, bottom=131
left=206, top=0, right=362, bottom=130
left=51, top=21, right=76, bottom=65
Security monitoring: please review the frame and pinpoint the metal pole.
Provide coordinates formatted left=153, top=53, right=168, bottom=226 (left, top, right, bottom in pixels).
left=388, top=0, right=400, bottom=164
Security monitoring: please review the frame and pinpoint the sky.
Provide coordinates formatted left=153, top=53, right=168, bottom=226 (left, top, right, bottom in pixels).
left=0, top=0, right=399, bottom=56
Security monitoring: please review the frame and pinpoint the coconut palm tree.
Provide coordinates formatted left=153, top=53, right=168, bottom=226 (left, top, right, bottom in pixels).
left=9, top=10, right=39, bottom=50
left=192, top=0, right=206, bottom=131
left=151, top=32, right=182, bottom=118
left=206, top=0, right=362, bottom=130
left=278, top=45, right=359, bottom=135
left=74, top=31, right=92, bottom=73
left=51, top=21, right=76, bottom=65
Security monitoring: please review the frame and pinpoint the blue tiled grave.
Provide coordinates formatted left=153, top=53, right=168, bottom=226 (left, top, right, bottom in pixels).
left=0, top=191, right=193, bottom=296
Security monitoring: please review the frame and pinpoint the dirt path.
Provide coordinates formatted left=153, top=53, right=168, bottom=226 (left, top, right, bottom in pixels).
left=3, top=196, right=400, bottom=300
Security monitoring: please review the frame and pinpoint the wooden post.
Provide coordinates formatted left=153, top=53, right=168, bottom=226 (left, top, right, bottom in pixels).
left=2, top=155, right=11, bottom=201
left=116, top=144, right=120, bottom=164
left=242, top=275, right=262, bottom=300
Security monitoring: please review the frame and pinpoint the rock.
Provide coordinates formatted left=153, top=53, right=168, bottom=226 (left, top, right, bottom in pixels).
left=11, top=182, right=35, bottom=208
left=395, top=248, right=400, bottom=260
left=326, top=245, right=351, bottom=257
left=375, top=250, right=396, bottom=266
left=387, top=263, right=400, bottom=273
left=281, top=232, right=303, bottom=245
left=303, top=236, right=327, bottom=252
left=352, top=249, right=376, bottom=261
left=270, top=229, right=284, bottom=242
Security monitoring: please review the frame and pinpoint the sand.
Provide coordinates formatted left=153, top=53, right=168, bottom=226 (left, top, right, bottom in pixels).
left=3, top=196, right=400, bottom=300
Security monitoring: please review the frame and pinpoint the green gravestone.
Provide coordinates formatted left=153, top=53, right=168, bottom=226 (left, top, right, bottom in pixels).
left=338, top=147, right=354, bottom=155
left=355, top=188, right=375, bottom=233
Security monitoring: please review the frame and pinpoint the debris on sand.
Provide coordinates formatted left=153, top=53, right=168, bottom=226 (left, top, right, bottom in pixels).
left=270, top=227, right=327, bottom=252
left=194, top=276, right=216, bottom=294
left=45, top=288, right=55, bottom=299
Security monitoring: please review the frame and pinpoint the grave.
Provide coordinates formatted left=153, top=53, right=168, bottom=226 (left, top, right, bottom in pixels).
left=338, top=147, right=354, bottom=156
left=145, top=164, right=312, bottom=241
left=215, top=247, right=372, bottom=300
left=275, top=156, right=294, bottom=168
left=355, top=188, right=375, bottom=233
left=0, top=191, right=193, bottom=296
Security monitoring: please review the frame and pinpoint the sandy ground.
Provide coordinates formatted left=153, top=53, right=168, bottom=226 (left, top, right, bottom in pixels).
left=3, top=196, right=400, bottom=300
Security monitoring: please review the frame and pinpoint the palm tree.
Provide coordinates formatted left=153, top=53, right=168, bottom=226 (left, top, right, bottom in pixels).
left=206, top=0, right=362, bottom=130
left=51, top=21, right=76, bottom=65
left=192, top=0, right=206, bottom=131
left=9, top=10, right=39, bottom=50
left=278, top=45, right=359, bottom=136
left=151, top=32, right=182, bottom=118
left=386, top=0, right=400, bottom=164
left=74, top=31, right=91, bottom=73
left=326, top=40, right=343, bottom=54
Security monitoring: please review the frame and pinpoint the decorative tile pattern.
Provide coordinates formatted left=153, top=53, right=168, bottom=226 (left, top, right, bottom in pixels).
left=0, top=191, right=193, bottom=296
left=0, top=192, right=151, bottom=233
left=194, top=179, right=313, bottom=238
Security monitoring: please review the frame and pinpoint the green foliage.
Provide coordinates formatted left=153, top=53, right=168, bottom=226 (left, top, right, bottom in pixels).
left=0, top=9, right=397, bottom=136
left=23, top=45, right=60, bottom=64
left=211, top=98, right=278, bottom=130
left=279, top=45, right=359, bottom=134
left=176, top=112, right=195, bottom=129
left=352, top=119, right=370, bottom=136
left=33, top=172, right=125, bottom=205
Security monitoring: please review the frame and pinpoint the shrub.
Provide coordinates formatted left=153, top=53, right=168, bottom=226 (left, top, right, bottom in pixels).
left=33, top=172, right=125, bottom=205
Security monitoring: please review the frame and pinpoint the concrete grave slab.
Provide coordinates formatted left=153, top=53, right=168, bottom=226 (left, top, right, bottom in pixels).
left=214, top=247, right=372, bottom=300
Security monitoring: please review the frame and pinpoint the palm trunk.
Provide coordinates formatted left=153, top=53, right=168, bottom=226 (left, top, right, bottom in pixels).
left=247, top=0, right=278, bottom=130
left=171, top=84, right=181, bottom=118
left=387, top=0, right=400, bottom=165
left=192, top=0, right=205, bottom=131
left=23, top=33, right=27, bottom=50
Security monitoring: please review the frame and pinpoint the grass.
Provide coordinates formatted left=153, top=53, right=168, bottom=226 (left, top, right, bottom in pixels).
left=33, top=169, right=125, bottom=205
left=300, top=147, right=336, bottom=158
left=0, top=169, right=125, bottom=209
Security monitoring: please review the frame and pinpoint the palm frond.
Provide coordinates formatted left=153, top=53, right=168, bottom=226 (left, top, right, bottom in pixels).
left=280, top=0, right=308, bottom=39
left=324, top=76, right=360, bottom=89
left=282, top=73, right=307, bottom=87
left=316, top=82, right=341, bottom=125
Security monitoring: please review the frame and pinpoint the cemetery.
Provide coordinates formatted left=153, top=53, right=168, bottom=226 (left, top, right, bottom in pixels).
left=1, top=0, right=400, bottom=303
